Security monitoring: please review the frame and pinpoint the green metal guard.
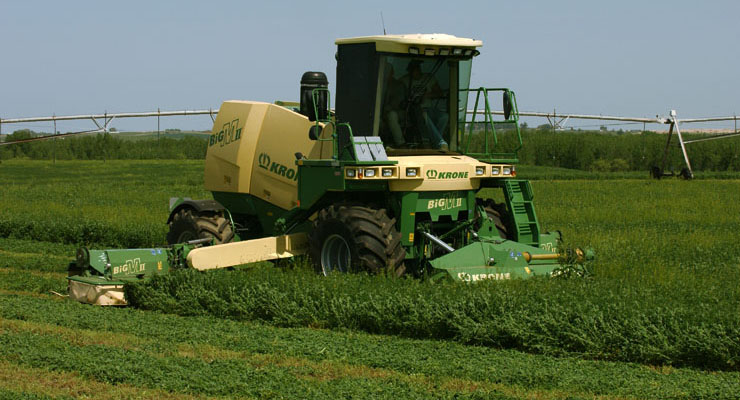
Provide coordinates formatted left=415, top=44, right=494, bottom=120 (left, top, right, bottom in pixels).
left=459, top=88, right=523, bottom=163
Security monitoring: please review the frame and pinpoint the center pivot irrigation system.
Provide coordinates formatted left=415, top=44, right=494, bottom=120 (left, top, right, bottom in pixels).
left=3, top=106, right=738, bottom=180
left=521, top=109, right=740, bottom=179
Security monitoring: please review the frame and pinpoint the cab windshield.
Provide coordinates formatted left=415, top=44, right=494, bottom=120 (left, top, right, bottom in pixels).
left=376, top=55, right=472, bottom=155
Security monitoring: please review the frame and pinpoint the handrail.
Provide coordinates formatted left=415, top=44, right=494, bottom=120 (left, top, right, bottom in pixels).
left=310, top=87, right=354, bottom=161
left=310, top=87, right=335, bottom=159
left=459, top=87, right=522, bottom=162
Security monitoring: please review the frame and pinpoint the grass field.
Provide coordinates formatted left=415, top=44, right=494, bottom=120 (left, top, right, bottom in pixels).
left=1, top=159, right=739, bottom=398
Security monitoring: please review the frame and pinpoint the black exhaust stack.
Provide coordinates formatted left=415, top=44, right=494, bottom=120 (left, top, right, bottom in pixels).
left=300, top=71, right=328, bottom=122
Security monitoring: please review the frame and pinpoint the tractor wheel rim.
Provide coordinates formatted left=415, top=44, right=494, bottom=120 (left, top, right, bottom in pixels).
left=321, top=234, right=351, bottom=274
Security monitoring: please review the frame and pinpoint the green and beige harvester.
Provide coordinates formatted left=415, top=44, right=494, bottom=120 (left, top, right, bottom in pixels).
left=67, top=34, right=592, bottom=305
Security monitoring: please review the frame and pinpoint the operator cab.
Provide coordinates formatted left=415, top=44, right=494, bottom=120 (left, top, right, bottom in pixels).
left=334, top=34, right=480, bottom=156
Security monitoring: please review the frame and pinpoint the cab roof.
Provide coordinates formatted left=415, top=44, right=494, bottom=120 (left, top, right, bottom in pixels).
left=335, top=33, right=482, bottom=54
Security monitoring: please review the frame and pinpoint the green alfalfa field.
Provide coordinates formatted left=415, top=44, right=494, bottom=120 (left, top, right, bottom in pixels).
left=0, top=159, right=739, bottom=399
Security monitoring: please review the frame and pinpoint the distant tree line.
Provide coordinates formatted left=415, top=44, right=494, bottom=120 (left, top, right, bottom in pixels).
left=2, top=128, right=739, bottom=171
left=465, top=126, right=740, bottom=172
left=0, top=130, right=207, bottom=160
left=517, top=129, right=740, bottom=172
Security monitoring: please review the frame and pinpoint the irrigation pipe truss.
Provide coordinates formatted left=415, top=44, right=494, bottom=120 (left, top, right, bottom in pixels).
left=482, top=109, right=740, bottom=179
left=2, top=107, right=737, bottom=133
left=0, top=109, right=218, bottom=145
left=2, top=108, right=737, bottom=125
left=1, top=107, right=738, bottom=179
left=0, top=109, right=219, bottom=125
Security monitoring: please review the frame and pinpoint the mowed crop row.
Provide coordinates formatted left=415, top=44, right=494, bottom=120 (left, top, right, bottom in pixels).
left=1, top=292, right=738, bottom=399
left=125, top=264, right=740, bottom=371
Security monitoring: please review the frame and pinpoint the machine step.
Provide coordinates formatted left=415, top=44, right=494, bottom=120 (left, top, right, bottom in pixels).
left=503, top=180, right=540, bottom=246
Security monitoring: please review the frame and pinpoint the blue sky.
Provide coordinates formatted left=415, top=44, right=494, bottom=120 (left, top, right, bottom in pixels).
left=1, top=0, right=738, bottom=133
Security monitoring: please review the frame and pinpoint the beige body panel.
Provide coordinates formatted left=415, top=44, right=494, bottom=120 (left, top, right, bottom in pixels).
left=187, top=233, right=309, bottom=270
left=344, top=155, right=514, bottom=191
left=204, top=101, right=333, bottom=209
left=204, top=101, right=267, bottom=194
left=68, top=280, right=126, bottom=306
left=388, top=155, right=481, bottom=191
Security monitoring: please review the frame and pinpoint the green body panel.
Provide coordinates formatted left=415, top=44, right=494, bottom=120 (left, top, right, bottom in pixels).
left=429, top=240, right=560, bottom=281
left=67, top=243, right=197, bottom=285
left=537, top=231, right=560, bottom=252
left=395, top=190, right=477, bottom=247
left=296, top=163, right=346, bottom=210
left=416, top=190, right=472, bottom=221
left=70, top=247, right=172, bottom=283
left=211, top=191, right=260, bottom=216
left=344, top=180, right=388, bottom=191
left=398, top=192, right=419, bottom=247
left=211, top=191, right=306, bottom=236
left=428, top=228, right=564, bottom=282
left=476, top=204, right=504, bottom=240
left=105, top=249, right=169, bottom=279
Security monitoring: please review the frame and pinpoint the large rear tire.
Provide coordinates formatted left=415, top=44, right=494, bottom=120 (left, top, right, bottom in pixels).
left=476, top=198, right=508, bottom=239
left=309, top=204, right=405, bottom=276
left=166, top=208, right=234, bottom=245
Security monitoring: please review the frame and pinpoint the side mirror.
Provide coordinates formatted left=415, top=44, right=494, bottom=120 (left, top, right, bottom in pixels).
left=308, top=125, right=321, bottom=140
left=503, top=91, right=512, bottom=120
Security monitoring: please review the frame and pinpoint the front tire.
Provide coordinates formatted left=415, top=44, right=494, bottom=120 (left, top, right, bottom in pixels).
left=309, top=204, right=405, bottom=276
left=166, top=208, right=234, bottom=245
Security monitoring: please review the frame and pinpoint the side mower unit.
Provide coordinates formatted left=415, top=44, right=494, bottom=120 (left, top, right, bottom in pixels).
left=67, top=224, right=593, bottom=305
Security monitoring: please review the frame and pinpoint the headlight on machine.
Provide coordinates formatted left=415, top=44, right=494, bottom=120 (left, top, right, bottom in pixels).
left=346, top=167, right=398, bottom=179
left=406, top=167, right=419, bottom=177
left=502, top=167, right=511, bottom=175
left=475, top=166, right=486, bottom=176
left=491, top=167, right=500, bottom=176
